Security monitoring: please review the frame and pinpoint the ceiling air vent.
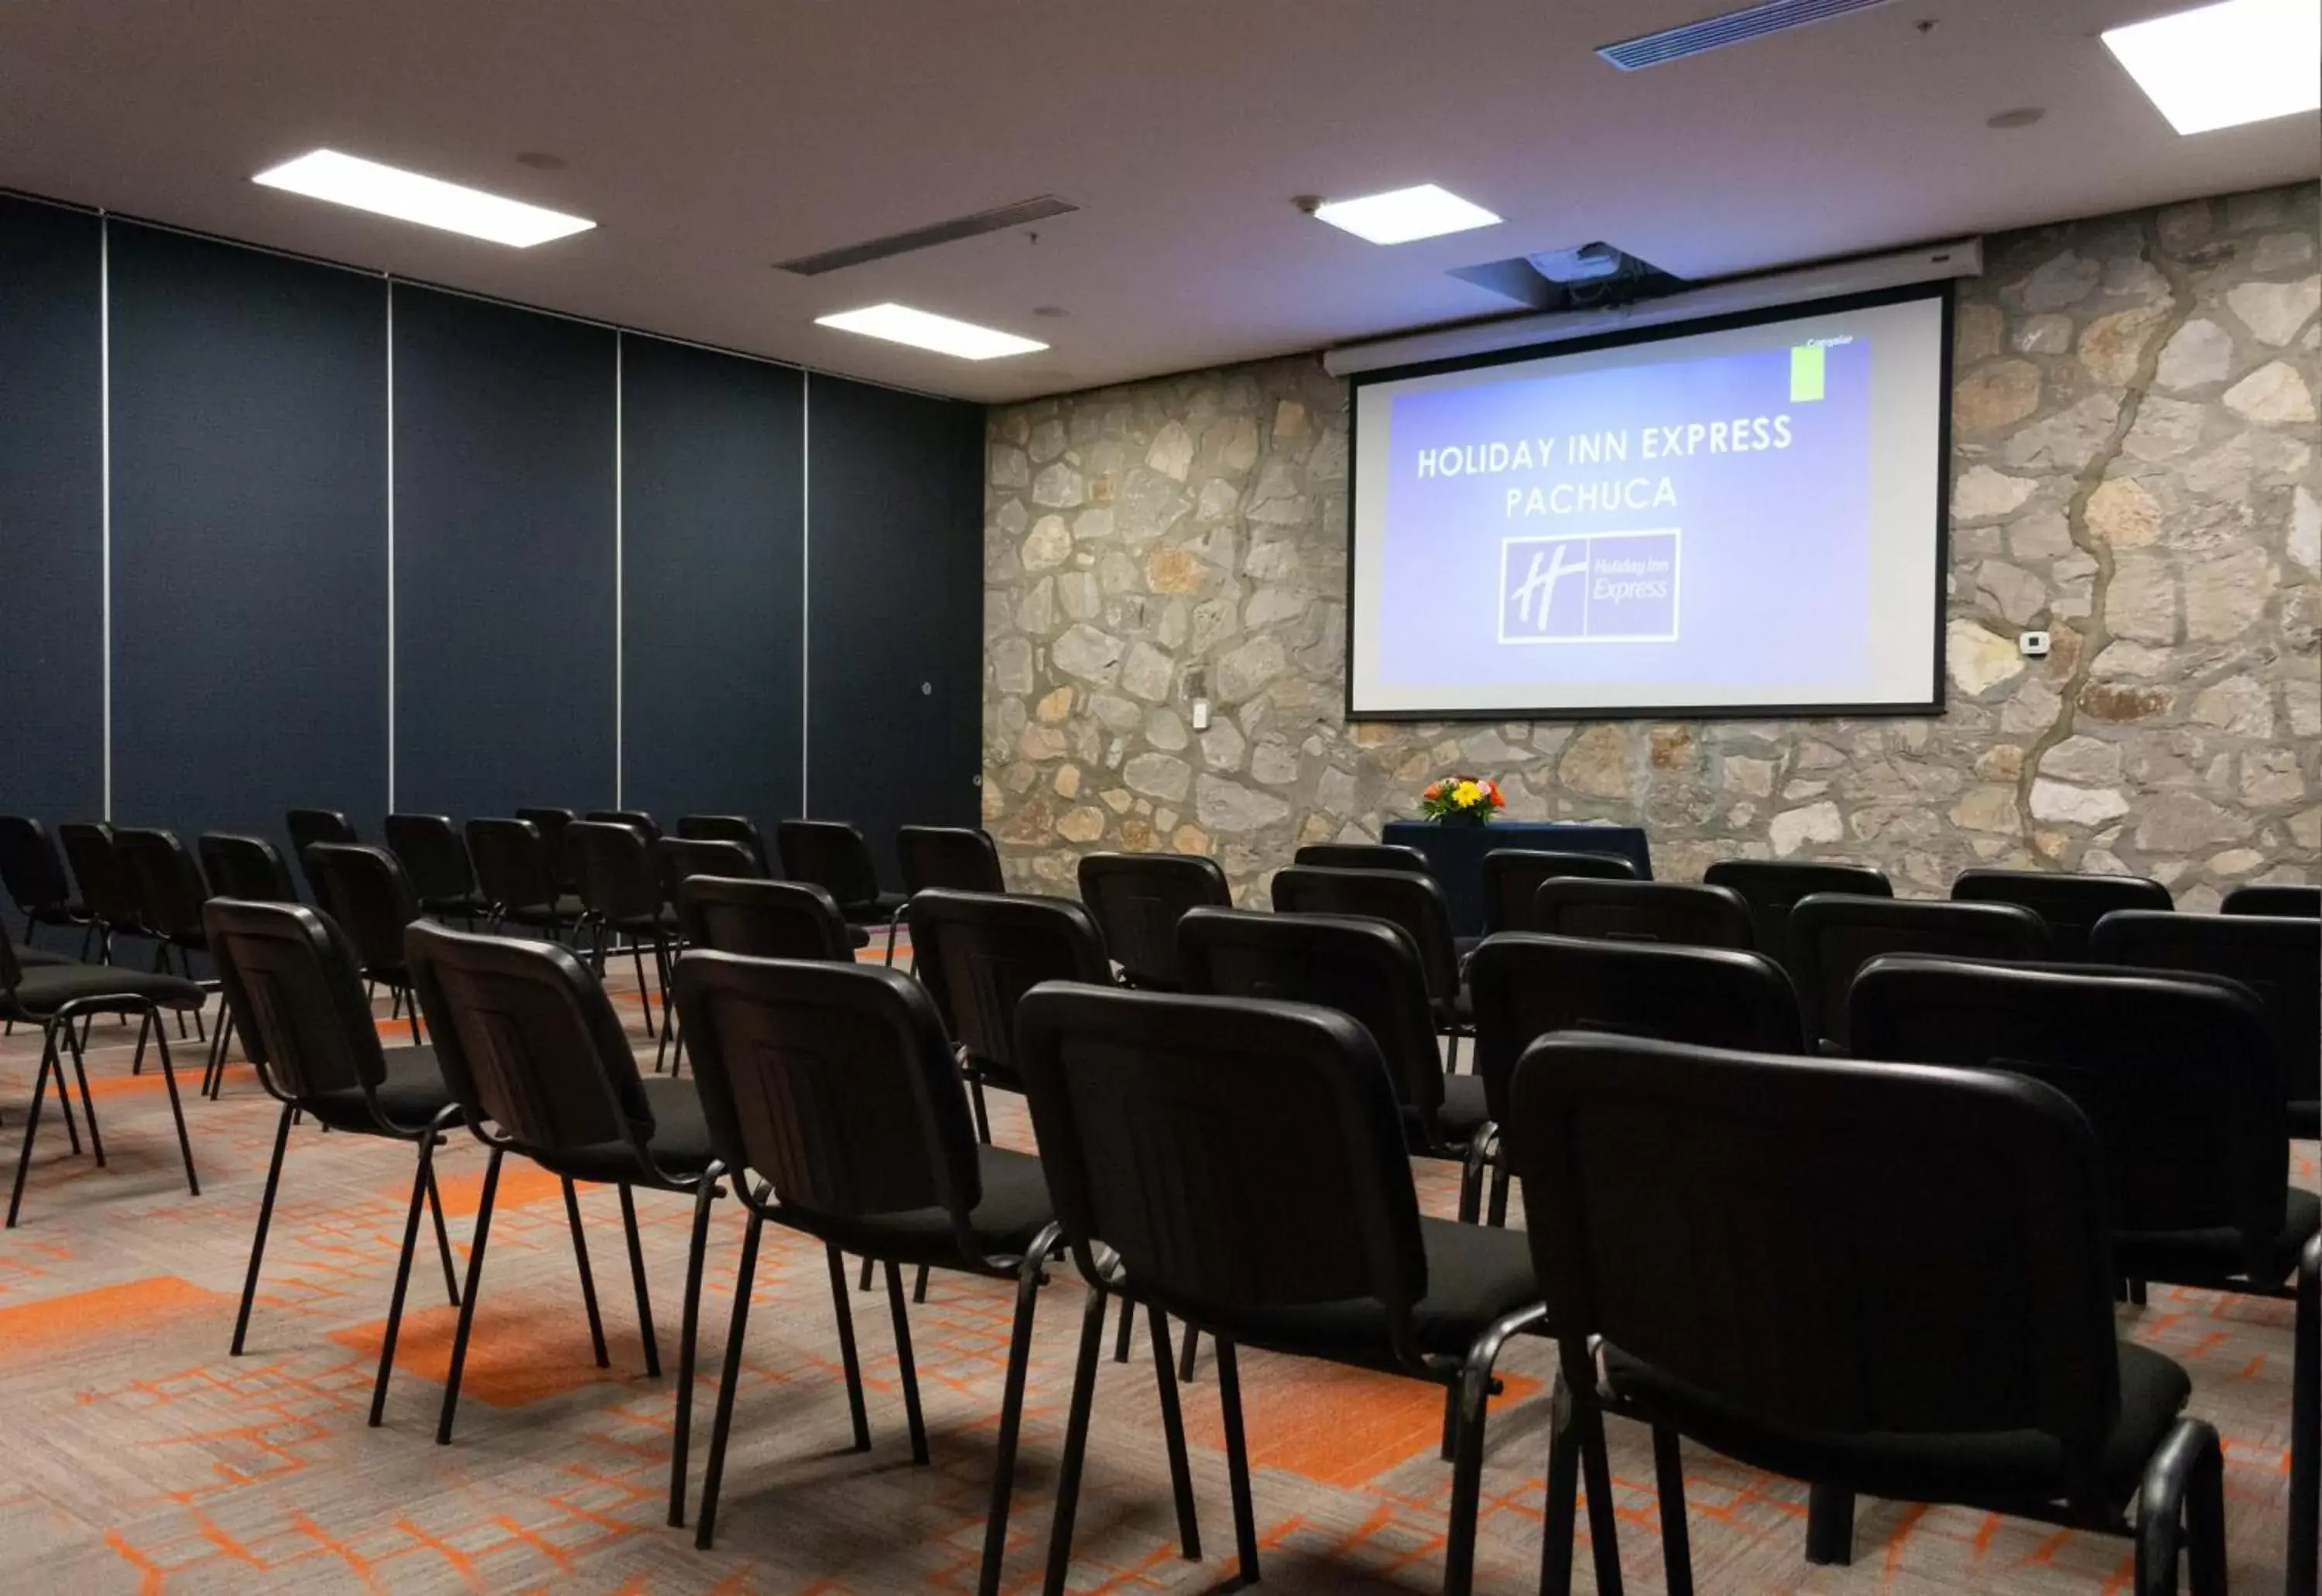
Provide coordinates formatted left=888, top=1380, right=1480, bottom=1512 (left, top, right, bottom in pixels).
left=1598, top=0, right=1893, bottom=71
left=776, top=196, right=1078, bottom=276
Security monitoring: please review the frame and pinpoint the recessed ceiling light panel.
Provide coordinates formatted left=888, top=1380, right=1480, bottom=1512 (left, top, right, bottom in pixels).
left=2101, top=0, right=2320, bottom=135
left=1310, top=184, right=1502, bottom=246
left=253, top=149, right=595, bottom=246
left=815, top=303, right=1048, bottom=361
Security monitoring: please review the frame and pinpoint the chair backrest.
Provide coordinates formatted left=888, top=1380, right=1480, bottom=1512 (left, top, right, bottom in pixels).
left=406, top=920, right=654, bottom=1159
left=677, top=876, right=854, bottom=961
left=587, top=808, right=661, bottom=843
left=304, top=843, right=423, bottom=974
left=465, top=818, right=559, bottom=916
left=1178, top=906, right=1448, bottom=1134
left=1532, top=877, right=1755, bottom=953
left=197, top=834, right=298, bottom=904
left=776, top=819, right=883, bottom=908
left=57, top=822, right=139, bottom=929
left=1952, top=868, right=2173, bottom=961
left=1788, top=893, right=2050, bottom=1050
left=204, top=898, right=387, bottom=1101
left=1504, top=1033, right=2122, bottom=1505
left=1704, top=859, right=1893, bottom=973
left=1469, top=933, right=1803, bottom=1126
left=384, top=814, right=478, bottom=907
left=514, top=807, right=579, bottom=891
left=657, top=837, right=764, bottom=907
left=285, top=808, right=358, bottom=855
left=2090, top=909, right=2320, bottom=1117
left=1075, top=851, right=1231, bottom=990
left=1481, top=848, right=1639, bottom=934
left=898, top=825, right=1006, bottom=895
left=677, top=813, right=772, bottom=875
left=566, top=820, right=663, bottom=925
left=1016, top=983, right=1431, bottom=1346
left=676, top=953, right=985, bottom=1234
left=1851, top=956, right=2284, bottom=1273
left=1292, top=842, right=1430, bottom=874
left=907, top=888, right=1110, bottom=1074
left=113, top=827, right=209, bottom=944
left=1269, top=865, right=1461, bottom=1004
left=0, top=817, right=76, bottom=918
left=2224, top=883, right=2320, bottom=918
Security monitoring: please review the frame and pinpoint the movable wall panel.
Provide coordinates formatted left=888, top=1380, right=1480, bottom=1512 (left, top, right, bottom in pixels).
left=0, top=199, right=103, bottom=824
left=108, top=224, right=388, bottom=850
left=618, top=334, right=803, bottom=830
left=806, top=374, right=984, bottom=884
left=392, top=286, right=617, bottom=820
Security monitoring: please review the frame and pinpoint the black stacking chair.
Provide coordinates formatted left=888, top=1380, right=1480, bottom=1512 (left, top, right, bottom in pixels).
left=285, top=809, right=358, bottom=898
left=776, top=820, right=907, bottom=964
left=199, top=834, right=297, bottom=904
left=673, top=954, right=1081, bottom=1585
left=404, top=922, right=717, bottom=1445
left=1531, top=876, right=1755, bottom=951
left=1479, top=848, right=1639, bottom=935
left=465, top=818, right=584, bottom=940
left=204, top=898, right=462, bottom=1408
left=1269, top=864, right=1472, bottom=1062
left=1787, top=893, right=2050, bottom=1052
left=1075, top=851, right=1230, bottom=991
left=2093, top=909, right=2321, bottom=1139
left=58, top=820, right=143, bottom=963
left=515, top=805, right=580, bottom=896
left=1015, top=984, right=1546, bottom=1596
left=567, top=820, right=681, bottom=1067
left=907, top=888, right=1110, bottom=1145
left=1505, top=1032, right=2224, bottom=1596
left=656, top=837, right=763, bottom=911
left=1704, top=858, right=1892, bottom=974
left=1293, top=841, right=1430, bottom=872
left=896, top=825, right=1006, bottom=962
left=1953, top=867, right=2173, bottom=961
left=302, top=842, right=426, bottom=1051
left=114, top=827, right=216, bottom=1044
left=384, top=814, right=488, bottom=926
left=2, top=932, right=203, bottom=1228
left=2225, top=882, right=2320, bottom=918
left=1468, top=933, right=1803, bottom=1228
left=587, top=808, right=661, bottom=843
left=677, top=813, right=772, bottom=875
left=676, top=876, right=854, bottom=963
left=0, top=817, right=91, bottom=956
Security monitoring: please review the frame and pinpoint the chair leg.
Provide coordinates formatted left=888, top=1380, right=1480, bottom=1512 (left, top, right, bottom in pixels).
left=46, top=1021, right=80, bottom=1157
left=563, top=1177, right=611, bottom=1369
left=884, top=913, right=902, bottom=968
left=968, top=1071, right=994, bottom=1146
left=827, top=1244, right=872, bottom=1452
left=1215, top=1337, right=1262, bottom=1587
left=1486, top=1163, right=1512, bottom=1228
left=1540, top=1378, right=1584, bottom=1596
left=670, top=1164, right=723, bottom=1529
left=1113, top=1293, right=1135, bottom=1363
left=1178, top=1324, right=1200, bottom=1384
left=882, top=1260, right=930, bottom=1465
left=1652, top=1425, right=1695, bottom=1596
left=1806, top=1482, right=1855, bottom=1565
left=978, top=1226, right=1062, bottom=1596
left=913, top=1262, right=928, bottom=1303
left=694, top=1206, right=765, bottom=1551
left=230, top=1103, right=296, bottom=1355
left=650, top=935, right=674, bottom=1074
left=618, top=1183, right=663, bottom=1377
left=1146, top=1303, right=1203, bottom=1561
left=629, top=942, right=656, bottom=1039
left=1561, top=1338, right=1628, bottom=1596
left=1040, top=1286, right=1112, bottom=1596
left=2136, top=1417, right=2225, bottom=1596
left=6, top=1026, right=60, bottom=1228
left=437, top=1146, right=504, bottom=1444
left=372, top=1122, right=448, bottom=1427
left=403, top=985, right=420, bottom=1047
left=146, top=1014, right=199, bottom=1197
left=425, top=1158, right=460, bottom=1306
left=62, top=1012, right=107, bottom=1165
left=1445, top=1304, right=1545, bottom=1595
left=2291, top=1239, right=2319, bottom=1596
left=859, top=1255, right=875, bottom=1293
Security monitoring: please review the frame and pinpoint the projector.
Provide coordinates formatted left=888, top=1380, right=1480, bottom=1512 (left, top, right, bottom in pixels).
left=1449, top=241, right=1682, bottom=312
left=1526, top=242, right=1631, bottom=283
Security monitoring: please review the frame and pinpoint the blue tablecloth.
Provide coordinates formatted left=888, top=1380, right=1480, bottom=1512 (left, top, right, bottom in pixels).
left=1382, top=820, right=1655, bottom=937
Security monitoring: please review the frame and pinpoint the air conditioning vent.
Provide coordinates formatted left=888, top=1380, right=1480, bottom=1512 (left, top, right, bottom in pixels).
left=1598, top=0, right=1892, bottom=71
left=776, top=196, right=1078, bottom=276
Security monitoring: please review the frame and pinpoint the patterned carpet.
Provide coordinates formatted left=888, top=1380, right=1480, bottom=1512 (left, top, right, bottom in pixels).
left=0, top=944, right=2307, bottom=1594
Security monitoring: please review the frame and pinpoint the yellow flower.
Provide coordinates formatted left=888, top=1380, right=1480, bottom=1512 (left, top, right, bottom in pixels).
left=1452, top=780, right=1482, bottom=807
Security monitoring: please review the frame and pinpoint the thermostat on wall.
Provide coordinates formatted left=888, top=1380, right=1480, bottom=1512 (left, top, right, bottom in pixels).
left=2019, top=630, right=2051, bottom=657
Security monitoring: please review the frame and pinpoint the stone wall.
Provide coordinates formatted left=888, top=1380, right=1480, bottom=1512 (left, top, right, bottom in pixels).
left=981, top=183, right=2320, bottom=909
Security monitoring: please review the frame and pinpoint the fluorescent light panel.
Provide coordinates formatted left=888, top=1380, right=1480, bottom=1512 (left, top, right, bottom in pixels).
left=815, top=303, right=1046, bottom=360
left=253, top=149, right=595, bottom=247
left=1312, top=183, right=1502, bottom=245
left=2101, top=0, right=2320, bottom=135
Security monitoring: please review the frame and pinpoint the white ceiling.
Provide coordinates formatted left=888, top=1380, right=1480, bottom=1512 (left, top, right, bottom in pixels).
left=1, top=0, right=2313, bottom=403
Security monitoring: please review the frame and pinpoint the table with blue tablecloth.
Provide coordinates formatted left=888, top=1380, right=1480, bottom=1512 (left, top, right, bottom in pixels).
left=1381, top=820, right=1655, bottom=937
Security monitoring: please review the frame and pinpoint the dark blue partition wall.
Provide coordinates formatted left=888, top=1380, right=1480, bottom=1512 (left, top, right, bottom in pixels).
left=618, top=334, right=804, bottom=829
left=0, top=199, right=103, bottom=823
left=391, top=286, right=617, bottom=820
left=806, top=373, right=985, bottom=884
left=108, top=224, right=389, bottom=850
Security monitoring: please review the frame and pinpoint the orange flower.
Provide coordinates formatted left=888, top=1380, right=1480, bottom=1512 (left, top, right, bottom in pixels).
left=1423, top=781, right=1443, bottom=799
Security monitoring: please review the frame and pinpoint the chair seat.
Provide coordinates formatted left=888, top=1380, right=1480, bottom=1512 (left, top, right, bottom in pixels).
left=2, top=962, right=204, bottom=1019
left=1198, top=1216, right=1539, bottom=1365
left=2290, top=1101, right=2318, bottom=1140
left=546, top=1075, right=717, bottom=1185
left=1437, top=985, right=1474, bottom=1032
left=504, top=896, right=587, bottom=926
left=803, top=1143, right=1057, bottom=1266
left=8, top=943, right=75, bottom=968
left=1602, top=1339, right=2190, bottom=1509
left=607, top=909, right=681, bottom=935
left=421, top=893, right=491, bottom=918
left=1432, top=1074, right=1492, bottom=1144
left=2114, top=1186, right=2321, bottom=1289
left=839, top=892, right=909, bottom=927
left=308, top=1046, right=458, bottom=1135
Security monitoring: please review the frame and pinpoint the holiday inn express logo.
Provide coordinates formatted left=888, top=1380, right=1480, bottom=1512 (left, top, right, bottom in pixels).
left=1499, top=529, right=1680, bottom=643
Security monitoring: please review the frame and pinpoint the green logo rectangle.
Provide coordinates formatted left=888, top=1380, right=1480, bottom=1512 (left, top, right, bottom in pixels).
left=1789, top=344, right=1825, bottom=402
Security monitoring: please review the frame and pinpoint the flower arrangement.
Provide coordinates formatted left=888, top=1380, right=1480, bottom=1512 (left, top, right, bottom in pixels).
left=1420, top=775, right=1505, bottom=827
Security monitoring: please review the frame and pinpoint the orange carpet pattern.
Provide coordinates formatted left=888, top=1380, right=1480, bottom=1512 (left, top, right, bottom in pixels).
left=0, top=951, right=2306, bottom=1594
